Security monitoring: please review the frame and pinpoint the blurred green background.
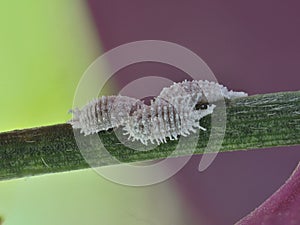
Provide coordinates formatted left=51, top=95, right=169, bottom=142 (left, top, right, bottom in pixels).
left=0, top=1, right=190, bottom=225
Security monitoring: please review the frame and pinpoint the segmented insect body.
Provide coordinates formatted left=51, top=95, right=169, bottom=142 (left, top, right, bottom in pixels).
left=69, top=80, right=248, bottom=145
left=69, top=95, right=142, bottom=135
left=159, top=80, right=247, bottom=105
left=159, top=80, right=204, bottom=108
left=124, top=99, right=179, bottom=145
left=123, top=97, right=215, bottom=145
left=158, top=80, right=211, bottom=121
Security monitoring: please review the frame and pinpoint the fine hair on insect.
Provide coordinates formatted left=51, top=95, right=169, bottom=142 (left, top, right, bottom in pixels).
left=69, top=80, right=248, bottom=145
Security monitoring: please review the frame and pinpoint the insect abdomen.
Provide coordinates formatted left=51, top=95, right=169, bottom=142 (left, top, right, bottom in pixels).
left=69, top=96, right=142, bottom=135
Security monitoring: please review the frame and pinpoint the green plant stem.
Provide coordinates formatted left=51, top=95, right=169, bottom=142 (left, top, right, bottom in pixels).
left=0, top=91, right=299, bottom=181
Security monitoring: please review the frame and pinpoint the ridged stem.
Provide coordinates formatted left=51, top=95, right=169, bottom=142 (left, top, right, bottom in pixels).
left=0, top=91, right=299, bottom=181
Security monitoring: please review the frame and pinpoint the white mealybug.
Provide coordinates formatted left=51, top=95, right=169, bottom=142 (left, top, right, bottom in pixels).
left=69, top=95, right=143, bottom=135
left=69, top=80, right=248, bottom=145
left=123, top=80, right=248, bottom=145
left=158, top=80, right=247, bottom=104
left=123, top=96, right=215, bottom=145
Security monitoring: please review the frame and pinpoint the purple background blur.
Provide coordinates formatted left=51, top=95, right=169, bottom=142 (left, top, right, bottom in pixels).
left=87, top=1, right=300, bottom=224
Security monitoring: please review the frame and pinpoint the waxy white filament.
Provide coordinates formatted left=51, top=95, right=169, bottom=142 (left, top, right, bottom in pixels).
left=69, top=80, right=247, bottom=145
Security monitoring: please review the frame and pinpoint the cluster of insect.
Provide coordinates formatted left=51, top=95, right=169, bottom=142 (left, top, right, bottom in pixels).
left=69, top=80, right=247, bottom=145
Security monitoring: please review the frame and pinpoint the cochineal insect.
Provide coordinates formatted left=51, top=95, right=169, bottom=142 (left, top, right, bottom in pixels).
left=69, top=80, right=248, bottom=145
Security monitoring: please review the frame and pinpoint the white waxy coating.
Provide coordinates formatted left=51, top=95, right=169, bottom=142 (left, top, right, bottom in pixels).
left=69, top=96, right=142, bottom=135
left=69, top=80, right=248, bottom=145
